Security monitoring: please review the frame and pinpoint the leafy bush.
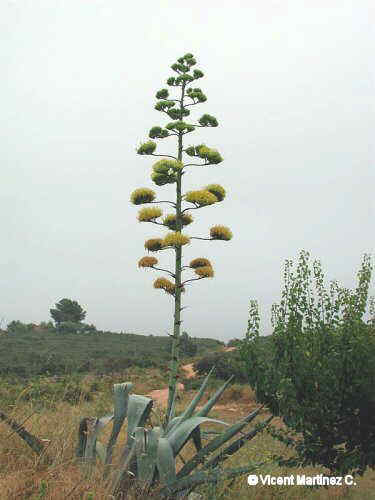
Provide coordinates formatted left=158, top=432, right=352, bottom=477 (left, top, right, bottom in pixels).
left=241, top=250, right=375, bottom=478
left=194, top=350, right=248, bottom=383
left=6, top=320, right=31, bottom=334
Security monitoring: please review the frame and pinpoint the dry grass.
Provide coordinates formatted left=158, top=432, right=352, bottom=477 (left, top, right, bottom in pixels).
left=1, top=368, right=375, bottom=499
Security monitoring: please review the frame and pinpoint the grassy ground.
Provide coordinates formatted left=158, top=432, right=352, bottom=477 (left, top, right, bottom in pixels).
left=1, top=368, right=375, bottom=499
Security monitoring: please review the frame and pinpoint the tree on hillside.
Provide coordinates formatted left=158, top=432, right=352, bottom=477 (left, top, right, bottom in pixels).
left=131, top=53, right=233, bottom=422
left=50, top=298, right=86, bottom=326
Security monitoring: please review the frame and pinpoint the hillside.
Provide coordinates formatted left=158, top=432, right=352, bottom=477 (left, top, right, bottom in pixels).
left=0, top=323, right=224, bottom=379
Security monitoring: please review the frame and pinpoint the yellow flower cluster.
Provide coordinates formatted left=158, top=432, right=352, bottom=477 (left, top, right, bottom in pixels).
left=210, top=225, right=233, bottom=241
left=130, top=188, right=156, bottom=205
left=144, top=238, right=164, bottom=252
left=138, top=207, right=162, bottom=222
left=138, top=256, right=158, bottom=268
left=163, top=232, right=190, bottom=247
left=184, top=190, right=217, bottom=206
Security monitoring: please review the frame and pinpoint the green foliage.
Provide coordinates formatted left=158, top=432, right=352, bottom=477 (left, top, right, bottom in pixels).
left=7, top=320, right=30, bottom=334
left=227, top=338, right=242, bottom=348
left=56, top=321, right=81, bottom=334
left=240, top=250, right=375, bottom=478
left=50, top=298, right=86, bottom=326
left=195, top=350, right=248, bottom=383
left=0, top=323, right=218, bottom=380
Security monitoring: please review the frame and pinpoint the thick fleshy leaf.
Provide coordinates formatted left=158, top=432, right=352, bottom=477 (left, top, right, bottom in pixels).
left=95, top=440, right=107, bottom=463
left=135, top=426, right=162, bottom=487
left=195, top=376, right=234, bottom=417
left=105, top=382, right=132, bottom=471
left=127, top=394, right=154, bottom=439
left=169, top=367, right=215, bottom=435
left=191, top=426, right=202, bottom=452
left=167, top=416, right=229, bottom=456
left=167, top=383, right=177, bottom=423
left=117, top=394, right=154, bottom=472
left=160, top=463, right=269, bottom=496
left=110, top=440, right=137, bottom=495
left=84, top=415, right=113, bottom=462
left=203, top=415, right=273, bottom=470
left=165, top=415, right=182, bottom=434
left=177, top=407, right=264, bottom=478
left=156, top=437, right=176, bottom=486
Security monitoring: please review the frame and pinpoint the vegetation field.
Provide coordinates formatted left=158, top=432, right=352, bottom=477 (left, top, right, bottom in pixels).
left=1, top=340, right=375, bottom=499
left=0, top=322, right=223, bottom=379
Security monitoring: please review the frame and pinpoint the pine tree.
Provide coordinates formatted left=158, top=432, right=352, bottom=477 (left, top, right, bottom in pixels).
left=131, top=53, right=232, bottom=424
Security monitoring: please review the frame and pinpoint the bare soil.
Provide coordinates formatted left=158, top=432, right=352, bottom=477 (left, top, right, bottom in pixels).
left=146, top=346, right=238, bottom=409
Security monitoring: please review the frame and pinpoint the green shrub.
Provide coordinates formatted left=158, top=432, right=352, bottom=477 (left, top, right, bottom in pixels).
left=241, top=250, right=375, bottom=478
left=194, top=350, right=248, bottom=383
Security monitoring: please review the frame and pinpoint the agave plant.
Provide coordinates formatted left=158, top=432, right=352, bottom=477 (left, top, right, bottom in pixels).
left=76, top=368, right=272, bottom=498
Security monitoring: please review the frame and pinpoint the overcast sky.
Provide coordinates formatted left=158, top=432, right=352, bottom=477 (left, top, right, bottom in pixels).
left=2, top=1, right=374, bottom=341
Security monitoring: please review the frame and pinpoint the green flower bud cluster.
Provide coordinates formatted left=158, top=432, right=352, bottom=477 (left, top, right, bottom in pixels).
left=150, top=159, right=182, bottom=186
left=137, top=141, right=157, bottom=155
left=149, top=126, right=169, bottom=139
left=167, top=108, right=190, bottom=120
left=155, top=100, right=176, bottom=112
left=167, top=54, right=203, bottom=86
left=186, top=87, right=207, bottom=103
left=165, top=121, right=195, bottom=133
left=199, top=113, right=218, bottom=127
left=184, top=144, right=223, bottom=164
left=155, top=88, right=169, bottom=99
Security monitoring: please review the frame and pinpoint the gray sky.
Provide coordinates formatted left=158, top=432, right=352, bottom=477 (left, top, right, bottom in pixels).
left=2, top=1, right=374, bottom=341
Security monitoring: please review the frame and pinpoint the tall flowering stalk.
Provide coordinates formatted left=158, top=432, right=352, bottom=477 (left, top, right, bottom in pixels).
left=2, top=54, right=273, bottom=499
left=131, top=53, right=232, bottom=425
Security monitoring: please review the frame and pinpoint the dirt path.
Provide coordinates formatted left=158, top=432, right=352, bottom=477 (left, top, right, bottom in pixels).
left=147, top=346, right=237, bottom=408
left=146, top=383, right=185, bottom=408
left=181, top=362, right=196, bottom=379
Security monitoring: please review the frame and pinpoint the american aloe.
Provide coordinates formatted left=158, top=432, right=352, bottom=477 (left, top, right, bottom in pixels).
left=132, top=52, right=233, bottom=427
left=76, top=370, right=272, bottom=498
left=1, top=53, right=273, bottom=499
